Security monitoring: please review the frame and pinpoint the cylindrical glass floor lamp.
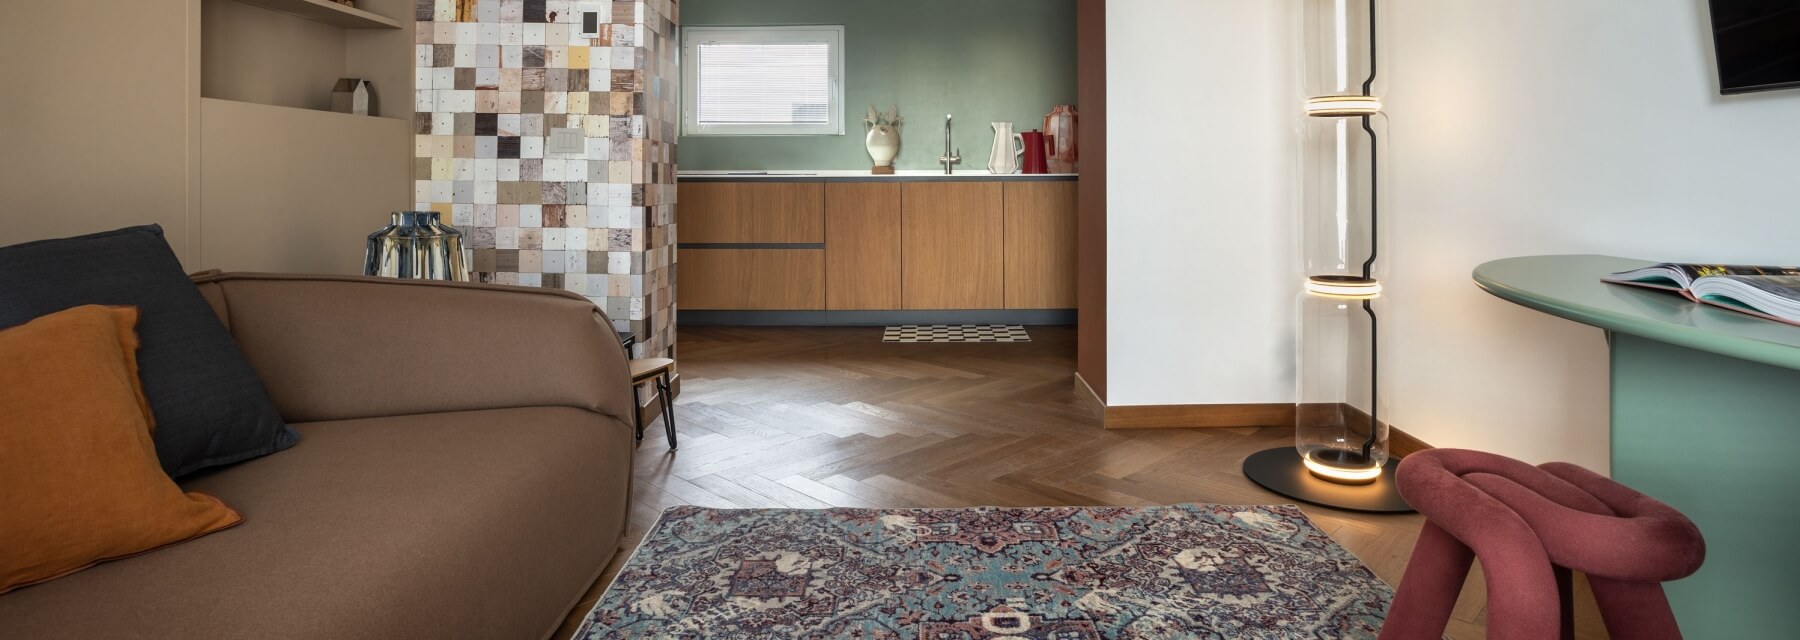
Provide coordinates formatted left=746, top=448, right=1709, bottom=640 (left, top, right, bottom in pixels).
left=1242, top=0, right=1411, bottom=513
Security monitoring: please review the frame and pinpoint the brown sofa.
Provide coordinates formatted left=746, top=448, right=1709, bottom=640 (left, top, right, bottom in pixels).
left=0, top=273, right=636, bottom=639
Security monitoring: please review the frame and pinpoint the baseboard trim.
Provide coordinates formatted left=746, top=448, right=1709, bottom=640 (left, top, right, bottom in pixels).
left=680, top=309, right=1077, bottom=327
left=1073, top=373, right=1105, bottom=420
left=1341, top=403, right=1433, bottom=457
left=1390, top=428, right=1432, bottom=457
left=1102, top=403, right=1293, bottom=430
left=1097, top=400, right=1434, bottom=457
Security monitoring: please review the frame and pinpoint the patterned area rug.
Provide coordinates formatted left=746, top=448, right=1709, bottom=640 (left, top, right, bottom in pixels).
left=574, top=504, right=1392, bottom=639
left=883, top=325, right=1031, bottom=343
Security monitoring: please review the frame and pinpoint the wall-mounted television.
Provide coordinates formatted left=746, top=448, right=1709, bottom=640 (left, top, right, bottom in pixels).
left=1708, top=0, right=1800, bottom=94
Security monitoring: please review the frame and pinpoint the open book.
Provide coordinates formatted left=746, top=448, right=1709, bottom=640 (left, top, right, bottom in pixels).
left=1604, top=263, right=1800, bottom=326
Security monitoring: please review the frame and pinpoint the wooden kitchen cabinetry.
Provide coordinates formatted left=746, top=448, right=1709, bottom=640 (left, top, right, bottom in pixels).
left=825, top=183, right=903, bottom=310
left=901, top=182, right=1005, bottom=310
left=676, top=178, right=1074, bottom=314
left=1003, top=182, right=1078, bottom=309
left=679, top=249, right=825, bottom=310
left=677, top=182, right=824, bottom=243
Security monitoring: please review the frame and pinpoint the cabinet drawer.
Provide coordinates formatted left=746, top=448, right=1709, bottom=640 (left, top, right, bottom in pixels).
left=677, top=182, right=824, bottom=244
left=678, top=248, right=825, bottom=310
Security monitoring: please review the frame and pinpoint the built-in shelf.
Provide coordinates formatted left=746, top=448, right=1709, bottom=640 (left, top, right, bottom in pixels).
left=228, top=0, right=402, bottom=29
left=202, top=96, right=407, bottom=122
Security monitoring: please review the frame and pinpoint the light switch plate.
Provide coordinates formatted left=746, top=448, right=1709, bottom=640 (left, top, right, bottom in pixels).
left=547, top=127, right=585, bottom=154
left=576, top=2, right=607, bottom=38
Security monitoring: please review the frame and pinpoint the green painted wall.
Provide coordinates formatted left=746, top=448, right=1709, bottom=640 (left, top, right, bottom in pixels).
left=678, top=0, right=1077, bottom=171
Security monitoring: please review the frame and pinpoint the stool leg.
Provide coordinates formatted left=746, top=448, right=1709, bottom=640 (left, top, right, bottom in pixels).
left=658, top=373, right=677, bottom=450
left=1380, top=522, right=1474, bottom=640
left=1588, top=577, right=1683, bottom=640
left=1476, top=539, right=1563, bottom=640
left=631, top=381, right=644, bottom=444
left=1554, top=566, right=1574, bottom=640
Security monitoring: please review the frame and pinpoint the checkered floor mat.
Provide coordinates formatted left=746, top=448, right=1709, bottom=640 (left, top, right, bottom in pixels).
left=882, top=325, right=1031, bottom=343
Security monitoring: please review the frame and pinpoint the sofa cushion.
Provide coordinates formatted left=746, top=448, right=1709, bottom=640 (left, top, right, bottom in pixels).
left=0, top=305, right=242, bottom=594
left=0, top=407, right=633, bottom=640
left=0, top=225, right=297, bottom=478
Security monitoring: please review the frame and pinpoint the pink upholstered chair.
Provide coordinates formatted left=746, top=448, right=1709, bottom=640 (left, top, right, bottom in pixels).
left=1380, top=449, right=1706, bottom=640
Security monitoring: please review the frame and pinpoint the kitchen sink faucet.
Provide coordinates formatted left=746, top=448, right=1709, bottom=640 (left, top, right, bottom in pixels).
left=939, top=114, right=961, bottom=174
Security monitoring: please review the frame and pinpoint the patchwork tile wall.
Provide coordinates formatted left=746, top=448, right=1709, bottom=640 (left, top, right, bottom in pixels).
left=413, top=0, right=679, bottom=359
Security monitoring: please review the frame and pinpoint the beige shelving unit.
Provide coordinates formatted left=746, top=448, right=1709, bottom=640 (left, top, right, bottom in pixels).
left=226, top=0, right=403, bottom=29
left=194, top=0, right=414, bottom=274
left=201, top=0, right=411, bottom=119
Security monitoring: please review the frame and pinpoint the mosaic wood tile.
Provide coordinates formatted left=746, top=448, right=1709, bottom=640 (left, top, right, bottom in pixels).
left=416, top=0, right=677, bottom=358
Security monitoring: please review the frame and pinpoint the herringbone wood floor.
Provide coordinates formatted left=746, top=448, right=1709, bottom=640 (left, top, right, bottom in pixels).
left=556, top=326, right=1606, bottom=639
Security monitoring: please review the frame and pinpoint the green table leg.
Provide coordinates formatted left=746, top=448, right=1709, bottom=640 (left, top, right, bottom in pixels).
left=1611, top=332, right=1800, bottom=639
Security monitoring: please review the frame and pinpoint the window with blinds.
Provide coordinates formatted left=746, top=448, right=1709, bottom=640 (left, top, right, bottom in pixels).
left=682, top=26, right=845, bottom=136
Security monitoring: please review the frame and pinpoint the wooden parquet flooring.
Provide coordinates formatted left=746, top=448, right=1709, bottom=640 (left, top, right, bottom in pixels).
left=556, top=326, right=1607, bottom=639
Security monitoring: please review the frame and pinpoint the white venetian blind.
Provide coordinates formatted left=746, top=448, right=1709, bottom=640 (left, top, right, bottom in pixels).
left=694, top=41, right=832, bottom=126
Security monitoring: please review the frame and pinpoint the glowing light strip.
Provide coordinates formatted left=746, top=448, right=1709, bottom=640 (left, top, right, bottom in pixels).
left=1304, top=456, right=1383, bottom=482
left=1305, top=278, right=1382, bottom=298
left=1306, top=95, right=1382, bottom=117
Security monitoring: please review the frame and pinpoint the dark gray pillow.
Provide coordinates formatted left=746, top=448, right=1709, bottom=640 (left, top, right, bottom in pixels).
left=0, top=225, right=297, bottom=478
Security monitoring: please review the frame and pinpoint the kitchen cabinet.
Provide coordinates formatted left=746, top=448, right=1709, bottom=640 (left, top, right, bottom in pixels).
left=902, top=182, right=1005, bottom=310
left=1003, top=182, right=1079, bottom=309
left=679, top=249, right=825, bottom=310
left=675, top=177, right=1074, bottom=315
left=825, top=183, right=903, bottom=310
left=677, top=182, right=824, bottom=244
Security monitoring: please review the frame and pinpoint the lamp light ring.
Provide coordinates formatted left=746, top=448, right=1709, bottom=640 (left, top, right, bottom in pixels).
left=1305, top=275, right=1382, bottom=298
left=1304, top=455, right=1384, bottom=484
left=1305, top=95, right=1382, bottom=118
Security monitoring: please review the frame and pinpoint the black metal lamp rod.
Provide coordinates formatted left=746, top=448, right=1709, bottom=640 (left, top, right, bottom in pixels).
left=1359, top=0, right=1380, bottom=460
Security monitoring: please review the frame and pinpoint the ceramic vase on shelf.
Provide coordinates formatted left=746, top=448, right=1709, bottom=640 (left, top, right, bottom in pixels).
left=364, top=211, right=470, bottom=281
left=987, top=122, right=1023, bottom=174
left=1043, top=105, right=1078, bottom=173
left=864, top=105, right=902, bottom=174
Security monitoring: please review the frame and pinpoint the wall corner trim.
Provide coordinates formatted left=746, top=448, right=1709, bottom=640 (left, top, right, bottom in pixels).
left=1073, top=372, right=1105, bottom=421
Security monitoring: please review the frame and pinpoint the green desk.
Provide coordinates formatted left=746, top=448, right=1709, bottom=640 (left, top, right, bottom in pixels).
left=1475, top=255, right=1800, bottom=639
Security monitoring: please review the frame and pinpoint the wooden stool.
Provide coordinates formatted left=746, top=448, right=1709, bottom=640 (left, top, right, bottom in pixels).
left=628, top=358, right=677, bottom=450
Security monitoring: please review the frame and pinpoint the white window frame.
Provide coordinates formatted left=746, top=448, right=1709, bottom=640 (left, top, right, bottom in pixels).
left=682, top=25, right=846, bottom=136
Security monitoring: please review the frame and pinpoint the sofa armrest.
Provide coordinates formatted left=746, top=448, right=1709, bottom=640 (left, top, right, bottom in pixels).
left=190, top=272, right=634, bottom=427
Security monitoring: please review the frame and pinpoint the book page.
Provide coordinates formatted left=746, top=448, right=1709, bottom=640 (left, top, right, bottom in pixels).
left=1677, top=264, right=1800, bottom=279
left=1731, top=275, right=1800, bottom=300
left=1692, top=275, right=1800, bottom=325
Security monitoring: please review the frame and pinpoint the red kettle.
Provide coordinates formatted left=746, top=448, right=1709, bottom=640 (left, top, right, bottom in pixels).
left=1021, top=130, right=1050, bottom=175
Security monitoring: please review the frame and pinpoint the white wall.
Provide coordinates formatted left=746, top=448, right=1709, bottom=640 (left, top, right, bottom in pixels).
left=1383, top=0, right=1800, bottom=471
left=1107, top=0, right=1800, bottom=473
left=1105, top=0, right=1301, bottom=406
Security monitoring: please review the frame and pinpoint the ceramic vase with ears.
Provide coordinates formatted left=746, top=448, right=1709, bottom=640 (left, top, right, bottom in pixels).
left=987, top=122, right=1023, bottom=174
left=1043, top=105, right=1079, bottom=173
left=865, top=105, right=902, bottom=172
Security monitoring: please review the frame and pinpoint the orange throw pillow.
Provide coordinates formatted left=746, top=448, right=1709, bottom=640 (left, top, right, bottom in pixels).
left=0, top=305, right=242, bottom=594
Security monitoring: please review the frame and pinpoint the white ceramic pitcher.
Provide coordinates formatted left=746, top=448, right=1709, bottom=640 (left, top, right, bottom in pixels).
left=988, top=122, right=1023, bottom=174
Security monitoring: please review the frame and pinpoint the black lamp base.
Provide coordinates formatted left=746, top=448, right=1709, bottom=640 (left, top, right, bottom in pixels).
left=1242, top=447, right=1414, bottom=513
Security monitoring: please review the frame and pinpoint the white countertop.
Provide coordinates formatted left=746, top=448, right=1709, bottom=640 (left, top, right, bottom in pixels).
left=678, top=169, right=1077, bottom=182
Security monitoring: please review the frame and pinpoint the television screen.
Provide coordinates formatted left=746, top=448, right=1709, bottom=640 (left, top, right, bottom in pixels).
left=1708, top=0, right=1800, bottom=94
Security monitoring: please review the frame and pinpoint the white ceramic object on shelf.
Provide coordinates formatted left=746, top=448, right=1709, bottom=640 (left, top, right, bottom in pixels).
left=864, top=105, right=902, bottom=172
left=987, top=122, right=1022, bottom=174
